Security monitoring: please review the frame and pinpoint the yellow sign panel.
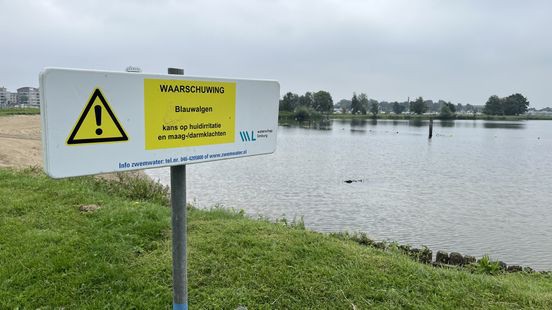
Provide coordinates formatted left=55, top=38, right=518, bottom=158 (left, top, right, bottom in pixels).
left=67, top=88, right=128, bottom=145
left=144, top=79, right=236, bottom=150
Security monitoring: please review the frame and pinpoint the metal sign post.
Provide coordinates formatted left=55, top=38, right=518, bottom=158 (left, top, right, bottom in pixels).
left=168, top=68, right=188, bottom=310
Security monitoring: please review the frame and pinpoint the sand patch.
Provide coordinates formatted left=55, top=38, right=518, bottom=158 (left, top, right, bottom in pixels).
left=0, top=115, right=145, bottom=178
left=0, top=115, right=42, bottom=168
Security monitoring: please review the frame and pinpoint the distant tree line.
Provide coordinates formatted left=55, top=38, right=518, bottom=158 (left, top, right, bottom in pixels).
left=483, top=93, right=529, bottom=115
left=335, top=96, right=481, bottom=115
left=280, top=90, right=535, bottom=118
left=279, top=91, right=333, bottom=113
left=529, top=107, right=552, bottom=113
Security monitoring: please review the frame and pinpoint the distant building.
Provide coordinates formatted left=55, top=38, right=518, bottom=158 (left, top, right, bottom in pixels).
left=0, top=87, right=7, bottom=107
left=0, top=86, right=40, bottom=108
left=16, top=87, right=40, bottom=107
left=8, top=92, right=17, bottom=105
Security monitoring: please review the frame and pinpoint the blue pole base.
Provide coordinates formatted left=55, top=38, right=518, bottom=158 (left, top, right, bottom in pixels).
left=174, top=303, right=188, bottom=310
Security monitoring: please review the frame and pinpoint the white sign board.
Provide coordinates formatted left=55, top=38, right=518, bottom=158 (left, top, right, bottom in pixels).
left=40, top=68, right=279, bottom=178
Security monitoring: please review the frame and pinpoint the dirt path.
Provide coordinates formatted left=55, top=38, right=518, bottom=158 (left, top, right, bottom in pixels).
left=0, top=115, right=42, bottom=168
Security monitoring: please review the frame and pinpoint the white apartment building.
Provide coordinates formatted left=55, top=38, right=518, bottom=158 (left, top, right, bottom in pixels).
left=8, top=92, right=17, bottom=105
left=0, top=87, right=7, bottom=107
left=16, top=87, right=40, bottom=107
left=0, top=86, right=40, bottom=107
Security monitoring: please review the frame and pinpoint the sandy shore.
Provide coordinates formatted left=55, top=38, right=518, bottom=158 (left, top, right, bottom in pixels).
left=0, top=115, right=42, bottom=168
left=0, top=115, right=146, bottom=179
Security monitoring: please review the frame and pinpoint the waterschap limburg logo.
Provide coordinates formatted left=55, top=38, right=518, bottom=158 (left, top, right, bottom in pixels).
left=239, top=131, right=256, bottom=142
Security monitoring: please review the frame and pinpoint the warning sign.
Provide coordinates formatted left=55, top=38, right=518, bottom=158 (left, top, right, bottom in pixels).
left=40, top=68, right=279, bottom=178
left=144, top=79, right=236, bottom=150
left=67, top=88, right=129, bottom=145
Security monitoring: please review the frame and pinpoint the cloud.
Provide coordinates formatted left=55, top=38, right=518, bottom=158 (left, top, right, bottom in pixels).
left=1, top=0, right=551, bottom=107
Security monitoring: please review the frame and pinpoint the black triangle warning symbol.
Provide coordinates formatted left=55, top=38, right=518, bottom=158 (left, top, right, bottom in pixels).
left=67, top=88, right=129, bottom=145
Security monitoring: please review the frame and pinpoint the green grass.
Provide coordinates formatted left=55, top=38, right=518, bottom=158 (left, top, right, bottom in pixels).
left=0, top=107, right=40, bottom=116
left=1, top=168, right=552, bottom=309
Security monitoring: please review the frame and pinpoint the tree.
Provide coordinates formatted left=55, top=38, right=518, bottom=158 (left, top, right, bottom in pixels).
left=293, top=105, right=311, bottom=121
left=392, top=102, right=405, bottom=114
left=503, top=93, right=529, bottom=115
left=370, top=101, right=379, bottom=117
left=313, top=90, right=333, bottom=113
left=439, top=101, right=456, bottom=119
left=298, top=92, right=314, bottom=109
left=335, top=99, right=351, bottom=111
left=350, top=93, right=361, bottom=114
left=456, top=103, right=463, bottom=113
left=358, top=93, right=369, bottom=115
left=483, top=95, right=503, bottom=115
left=445, top=102, right=456, bottom=113
left=410, top=97, right=427, bottom=115
left=483, top=93, right=529, bottom=115
left=424, top=100, right=436, bottom=112
left=279, top=92, right=299, bottom=112
left=439, top=105, right=454, bottom=119
left=379, top=101, right=391, bottom=113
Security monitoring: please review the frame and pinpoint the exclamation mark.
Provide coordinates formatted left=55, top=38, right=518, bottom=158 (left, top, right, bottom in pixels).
left=94, top=105, right=103, bottom=135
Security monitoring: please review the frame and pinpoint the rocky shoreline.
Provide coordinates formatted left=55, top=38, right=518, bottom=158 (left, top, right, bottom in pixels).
left=335, top=232, right=549, bottom=274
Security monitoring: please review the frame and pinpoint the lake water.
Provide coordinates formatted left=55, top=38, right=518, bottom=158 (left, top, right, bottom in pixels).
left=147, top=119, right=552, bottom=270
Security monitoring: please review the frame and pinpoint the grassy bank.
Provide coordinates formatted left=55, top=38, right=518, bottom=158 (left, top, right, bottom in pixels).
left=0, top=107, right=40, bottom=116
left=1, top=168, right=552, bottom=308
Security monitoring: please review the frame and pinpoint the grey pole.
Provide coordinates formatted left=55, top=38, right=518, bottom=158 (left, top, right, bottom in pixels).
left=168, top=67, right=188, bottom=310
left=429, top=117, right=433, bottom=139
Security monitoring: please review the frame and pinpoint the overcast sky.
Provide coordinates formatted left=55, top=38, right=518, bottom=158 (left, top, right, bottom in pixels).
left=1, top=0, right=551, bottom=107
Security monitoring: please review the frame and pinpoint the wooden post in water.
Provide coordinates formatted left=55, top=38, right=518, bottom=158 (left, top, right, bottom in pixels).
left=429, top=117, right=433, bottom=139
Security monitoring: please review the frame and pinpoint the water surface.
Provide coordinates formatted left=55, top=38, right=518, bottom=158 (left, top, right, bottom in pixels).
left=148, top=119, right=552, bottom=270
